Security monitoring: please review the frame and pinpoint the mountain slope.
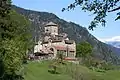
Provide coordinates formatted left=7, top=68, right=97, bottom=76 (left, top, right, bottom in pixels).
left=106, top=41, right=120, bottom=56
left=12, top=5, right=120, bottom=64
left=106, top=41, right=120, bottom=48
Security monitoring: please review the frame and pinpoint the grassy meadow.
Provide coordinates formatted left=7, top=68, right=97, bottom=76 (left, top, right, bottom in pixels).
left=24, top=61, right=120, bottom=80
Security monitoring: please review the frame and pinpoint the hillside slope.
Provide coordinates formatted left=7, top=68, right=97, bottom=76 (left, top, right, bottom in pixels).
left=25, top=61, right=120, bottom=80
left=106, top=41, right=120, bottom=48
left=12, top=5, right=120, bottom=64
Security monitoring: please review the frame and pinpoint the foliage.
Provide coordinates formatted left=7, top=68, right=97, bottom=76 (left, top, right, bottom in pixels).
left=0, top=0, right=12, bottom=79
left=82, top=57, right=120, bottom=72
left=48, top=62, right=59, bottom=74
left=62, top=0, right=120, bottom=30
left=76, top=41, right=93, bottom=58
left=56, top=52, right=66, bottom=64
left=64, top=63, right=103, bottom=80
left=48, top=53, right=66, bottom=74
left=100, top=61, right=120, bottom=70
left=0, top=1, right=32, bottom=79
left=0, top=0, right=11, bottom=17
left=65, top=64, right=86, bottom=80
left=115, top=12, right=120, bottom=20
left=82, top=57, right=105, bottom=72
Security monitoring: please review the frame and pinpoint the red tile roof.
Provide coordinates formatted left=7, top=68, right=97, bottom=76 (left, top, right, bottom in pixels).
left=54, top=46, right=75, bottom=51
left=54, top=46, right=67, bottom=51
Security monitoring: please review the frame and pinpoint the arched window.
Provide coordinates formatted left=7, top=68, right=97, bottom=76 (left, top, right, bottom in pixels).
left=46, top=29, right=49, bottom=32
left=50, top=48, right=54, bottom=51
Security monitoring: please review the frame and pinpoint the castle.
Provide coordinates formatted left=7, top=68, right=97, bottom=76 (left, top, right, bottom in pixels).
left=33, top=22, right=76, bottom=60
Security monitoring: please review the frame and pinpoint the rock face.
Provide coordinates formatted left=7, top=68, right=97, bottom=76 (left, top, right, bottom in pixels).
left=12, top=5, right=120, bottom=64
left=106, top=41, right=120, bottom=56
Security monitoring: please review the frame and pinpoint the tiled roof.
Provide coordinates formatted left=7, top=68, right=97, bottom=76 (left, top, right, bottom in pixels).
left=54, top=46, right=67, bottom=51
left=54, top=46, right=75, bottom=51
left=45, top=22, right=58, bottom=26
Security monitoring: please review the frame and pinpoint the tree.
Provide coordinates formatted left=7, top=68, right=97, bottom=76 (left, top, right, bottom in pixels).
left=57, top=51, right=65, bottom=64
left=62, top=0, right=120, bottom=30
left=76, top=41, right=93, bottom=58
left=0, top=0, right=33, bottom=79
left=0, top=0, right=11, bottom=17
left=0, top=0, right=12, bottom=79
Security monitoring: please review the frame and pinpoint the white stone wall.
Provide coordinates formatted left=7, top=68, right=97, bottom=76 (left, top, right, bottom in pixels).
left=34, top=45, right=38, bottom=53
left=45, top=26, right=51, bottom=33
left=34, top=41, right=42, bottom=53
left=42, top=40, right=76, bottom=58
left=34, top=44, right=42, bottom=53
left=34, top=22, right=76, bottom=59
left=51, top=26, right=58, bottom=35
left=66, top=42, right=76, bottom=58
left=45, top=26, right=58, bottom=36
left=44, top=36, right=51, bottom=42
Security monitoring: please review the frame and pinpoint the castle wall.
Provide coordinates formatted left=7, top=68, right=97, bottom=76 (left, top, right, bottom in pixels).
left=45, top=26, right=58, bottom=36
left=42, top=40, right=76, bottom=58
left=45, top=26, right=51, bottom=33
left=51, top=26, right=58, bottom=35
left=33, top=22, right=76, bottom=60
left=34, top=44, right=42, bottom=53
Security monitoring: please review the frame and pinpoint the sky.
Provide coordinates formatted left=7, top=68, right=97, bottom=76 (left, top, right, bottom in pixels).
left=12, top=0, right=120, bottom=42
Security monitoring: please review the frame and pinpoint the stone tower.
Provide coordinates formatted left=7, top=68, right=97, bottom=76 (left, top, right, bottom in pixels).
left=45, top=22, right=58, bottom=36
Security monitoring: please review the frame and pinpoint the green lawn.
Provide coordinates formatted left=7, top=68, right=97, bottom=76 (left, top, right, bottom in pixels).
left=25, top=61, right=73, bottom=80
left=24, top=61, right=120, bottom=80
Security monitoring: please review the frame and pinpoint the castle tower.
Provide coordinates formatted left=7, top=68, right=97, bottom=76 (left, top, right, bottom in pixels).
left=45, top=22, right=58, bottom=36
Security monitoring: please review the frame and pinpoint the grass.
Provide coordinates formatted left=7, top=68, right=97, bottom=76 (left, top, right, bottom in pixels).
left=25, top=61, right=73, bottom=80
left=24, top=61, right=120, bottom=80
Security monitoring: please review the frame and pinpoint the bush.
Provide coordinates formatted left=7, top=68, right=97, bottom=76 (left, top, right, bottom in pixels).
left=81, top=57, right=120, bottom=72
left=64, top=63, right=102, bottom=80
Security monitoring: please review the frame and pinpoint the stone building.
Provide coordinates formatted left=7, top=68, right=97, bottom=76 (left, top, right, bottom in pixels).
left=34, top=22, right=76, bottom=60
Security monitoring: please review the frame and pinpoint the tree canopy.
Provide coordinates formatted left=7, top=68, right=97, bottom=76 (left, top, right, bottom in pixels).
left=76, top=41, right=93, bottom=58
left=62, top=0, right=120, bottom=30
left=0, top=0, right=33, bottom=80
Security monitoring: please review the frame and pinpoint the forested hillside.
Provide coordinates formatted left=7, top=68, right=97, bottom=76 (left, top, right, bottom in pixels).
left=12, top=5, right=120, bottom=64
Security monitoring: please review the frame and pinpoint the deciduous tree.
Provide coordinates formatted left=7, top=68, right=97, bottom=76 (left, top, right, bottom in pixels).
left=0, top=0, right=32, bottom=80
left=76, top=41, right=93, bottom=58
left=62, top=0, right=120, bottom=30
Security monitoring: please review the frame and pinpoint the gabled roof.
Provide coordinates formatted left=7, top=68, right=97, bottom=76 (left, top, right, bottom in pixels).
left=45, top=22, right=58, bottom=26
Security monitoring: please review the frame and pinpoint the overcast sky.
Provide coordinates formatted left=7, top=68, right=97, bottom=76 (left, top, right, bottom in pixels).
left=12, top=0, right=120, bottom=42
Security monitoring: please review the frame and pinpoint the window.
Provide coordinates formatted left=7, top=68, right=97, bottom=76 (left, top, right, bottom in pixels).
left=68, top=52, right=74, bottom=57
left=50, top=48, right=54, bottom=51
left=46, top=29, right=49, bottom=31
